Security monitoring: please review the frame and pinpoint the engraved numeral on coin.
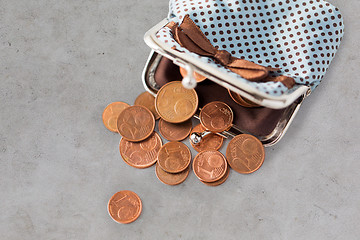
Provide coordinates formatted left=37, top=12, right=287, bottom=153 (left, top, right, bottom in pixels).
left=112, top=194, right=128, bottom=208
left=197, top=166, right=215, bottom=178
left=115, top=194, right=137, bottom=207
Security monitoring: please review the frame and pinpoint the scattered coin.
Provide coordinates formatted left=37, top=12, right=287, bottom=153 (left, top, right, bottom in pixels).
left=228, top=90, right=260, bottom=108
left=199, top=101, right=233, bottom=133
left=226, top=134, right=265, bottom=174
left=117, top=105, right=155, bottom=142
left=134, top=92, right=160, bottom=120
left=155, top=81, right=198, bottom=123
left=179, top=67, right=207, bottom=82
left=190, top=124, right=223, bottom=152
left=119, top=132, right=162, bottom=169
left=201, top=165, right=230, bottom=187
left=158, top=118, right=192, bottom=142
left=102, top=102, right=130, bottom=132
left=157, top=141, right=192, bottom=173
left=193, top=150, right=228, bottom=183
left=155, top=162, right=190, bottom=185
left=107, top=190, right=142, bottom=224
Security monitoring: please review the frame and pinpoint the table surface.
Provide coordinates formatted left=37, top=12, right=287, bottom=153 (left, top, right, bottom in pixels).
left=1, top=0, right=359, bottom=239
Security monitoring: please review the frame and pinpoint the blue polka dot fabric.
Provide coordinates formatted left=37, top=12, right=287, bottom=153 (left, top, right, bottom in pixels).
left=156, top=0, right=344, bottom=96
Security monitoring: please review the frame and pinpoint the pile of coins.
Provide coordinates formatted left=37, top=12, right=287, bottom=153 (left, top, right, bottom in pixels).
left=103, top=80, right=265, bottom=223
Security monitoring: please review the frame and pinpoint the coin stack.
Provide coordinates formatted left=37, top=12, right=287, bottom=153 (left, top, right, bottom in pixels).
left=103, top=80, right=265, bottom=223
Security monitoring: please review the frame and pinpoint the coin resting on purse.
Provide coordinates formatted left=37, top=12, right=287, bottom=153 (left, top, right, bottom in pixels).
left=155, top=81, right=198, bottom=123
left=199, top=101, right=234, bottom=133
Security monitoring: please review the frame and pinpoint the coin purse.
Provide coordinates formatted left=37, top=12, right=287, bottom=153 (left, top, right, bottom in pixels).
left=142, top=0, right=344, bottom=146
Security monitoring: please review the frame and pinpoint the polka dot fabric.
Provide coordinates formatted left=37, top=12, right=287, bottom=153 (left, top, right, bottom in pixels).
left=156, top=0, right=344, bottom=96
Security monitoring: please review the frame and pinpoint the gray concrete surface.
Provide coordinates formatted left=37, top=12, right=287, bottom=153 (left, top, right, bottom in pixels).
left=0, top=0, right=359, bottom=239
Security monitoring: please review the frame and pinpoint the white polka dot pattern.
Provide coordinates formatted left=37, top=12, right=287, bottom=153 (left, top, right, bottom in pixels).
left=156, top=0, right=344, bottom=96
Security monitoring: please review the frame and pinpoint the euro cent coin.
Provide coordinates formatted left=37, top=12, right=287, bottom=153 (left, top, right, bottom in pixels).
left=117, top=105, right=155, bottom=142
left=107, top=190, right=142, bottom=224
left=155, top=81, right=198, bottom=123
left=119, top=132, right=162, bottom=169
left=157, top=141, right=191, bottom=173
left=199, top=101, right=233, bottom=133
left=192, top=150, right=228, bottom=183
left=226, top=134, right=265, bottom=174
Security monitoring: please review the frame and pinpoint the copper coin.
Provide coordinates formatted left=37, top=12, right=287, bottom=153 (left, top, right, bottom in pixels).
left=134, top=92, right=160, bottom=120
left=102, top=102, right=130, bottom=132
left=179, top=67, right=207, bottom=82
left=107, top=190, right=142, bottom=224
left=190, top=124, right=224, bottom=152
left=119, top=132, right=162, bottom=169
left=155, top=81, right=198, bottom=123
left=117, top=105, right=155, bottom=142
left=192, top=150, right=228, bottom=183
left=158, top=118, right=192, bottom=142
left=199, top=101, right=233, bottom=133
left=226, top=134, right=265, bottom=174
left=201, top=165, right=230, bottom=187
left=155, top=162, right=190, bottom=185
left=157, top=141, right=191, bottom=173
left=228, top=90, right=260, bottom=108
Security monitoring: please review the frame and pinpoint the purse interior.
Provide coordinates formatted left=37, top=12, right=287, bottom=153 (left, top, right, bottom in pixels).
left=155, top=56, right=297, bottom=137
left=143, top=52, right=304, bottom=145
